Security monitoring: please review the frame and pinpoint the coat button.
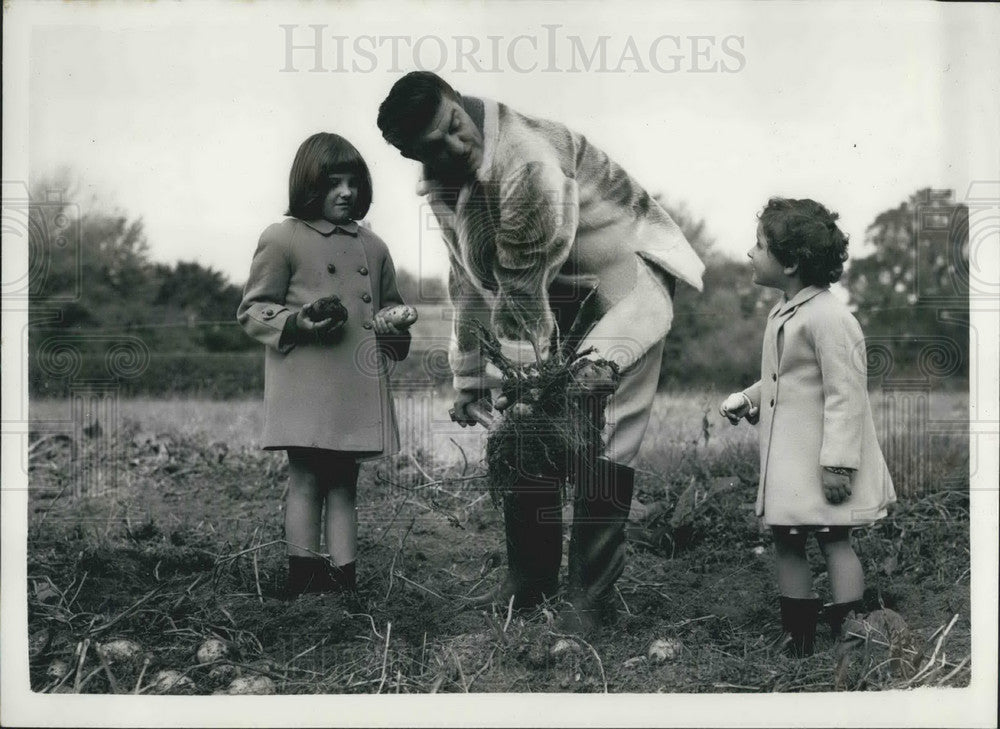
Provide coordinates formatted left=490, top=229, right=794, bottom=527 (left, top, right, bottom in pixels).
left=769, top=398, right=775, bottom=407
left=358, top=266, right=369, bottom=276
left=362, top=322, right=373, bottom=330
left=327, top=263, right=336, bottom=273
left=361, top=293, right=372, bottom=303
left=263, top=308, right=275, bottom=319
left=771, top=373, right=777, bottom=381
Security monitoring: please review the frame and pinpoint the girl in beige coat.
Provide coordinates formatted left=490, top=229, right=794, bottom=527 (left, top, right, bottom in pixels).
left=720, top=198, right=896, bottom=657
left=238, top=133, right=414, bottom=597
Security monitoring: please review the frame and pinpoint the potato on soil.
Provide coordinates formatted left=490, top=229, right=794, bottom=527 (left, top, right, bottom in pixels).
left=46, top=659, right=70, bottom=680
left=196, top=638, right=229, bottom=665
left=150, top=669, right=196, bottom=694
left=99, top=639, right=143, bottom=664
left=647, top=638, right=683, bottom=663
left=550, top=638, right=581, bottom=657
left=227, top=675, right=276, bottom=695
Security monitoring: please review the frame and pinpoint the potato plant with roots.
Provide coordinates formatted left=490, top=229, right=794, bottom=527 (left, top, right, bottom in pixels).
left=473, top=322, right=620, bottom=506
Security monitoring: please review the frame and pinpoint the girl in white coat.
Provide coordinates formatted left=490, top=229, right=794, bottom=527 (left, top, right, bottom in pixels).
left=720, top=198, right=896, bottom=657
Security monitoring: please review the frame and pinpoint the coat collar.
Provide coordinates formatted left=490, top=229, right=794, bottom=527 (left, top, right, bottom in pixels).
left=300, top=219, right=359, bottom=236
left=769, top=284, right=828, bottom=319
left=473, top=96, right=499, bottom=185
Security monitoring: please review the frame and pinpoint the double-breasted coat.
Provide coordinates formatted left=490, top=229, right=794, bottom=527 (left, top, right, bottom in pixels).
left=237, top=218, right=410, bottom=454
left=741, top=286, right=896, bottom=526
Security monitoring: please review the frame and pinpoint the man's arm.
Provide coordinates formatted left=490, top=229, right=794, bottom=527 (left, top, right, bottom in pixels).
left=446, top=256, right=499, bottom=424
left=447, top=253, right=496, bottom=391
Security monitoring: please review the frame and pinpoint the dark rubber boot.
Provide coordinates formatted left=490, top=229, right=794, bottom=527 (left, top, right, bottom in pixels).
left=325, top=560, right=357, bottom=594
left=560, top=459, right=635, bottom=635
left=285, top=556, right=332, bottom=597
left=466, top=476, right=563, bottom=610
left=779, top=596, right=821, bottom=658
left=825, top=599, right=864, bottom=639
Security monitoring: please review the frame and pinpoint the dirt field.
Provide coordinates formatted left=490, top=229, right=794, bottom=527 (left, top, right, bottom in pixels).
left=25, top=389, right=970, bottom=694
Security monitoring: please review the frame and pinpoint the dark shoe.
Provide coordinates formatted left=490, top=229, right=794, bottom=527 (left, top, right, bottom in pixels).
left=561, top=458, right=634, bottom=635
left=825, top=599, right=864, bottom=639
left=466, top=477, right=563, bottom=611
left=778, top=596, right=821, bottom=658
left=286, top=556, right=333, bottom=597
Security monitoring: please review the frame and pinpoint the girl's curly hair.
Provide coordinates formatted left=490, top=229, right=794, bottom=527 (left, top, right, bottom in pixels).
left=758, top=198, right=849, bottom=286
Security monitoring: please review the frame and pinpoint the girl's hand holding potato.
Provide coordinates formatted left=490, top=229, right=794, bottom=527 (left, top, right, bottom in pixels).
left=372, top=304, right=418, bottom=335
left=288, top=297, right=347, bottom=342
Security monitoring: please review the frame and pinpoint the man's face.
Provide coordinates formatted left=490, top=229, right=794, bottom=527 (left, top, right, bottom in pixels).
left=400, top=96, right=484, bottom=180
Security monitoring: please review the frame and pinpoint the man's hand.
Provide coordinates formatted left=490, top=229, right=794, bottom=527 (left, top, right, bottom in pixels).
left=822, top=467, right=854, bottom=505
left=719, top=392, right=753, bottom=425
left=570, top=359, right=618, bottom=396
left=452, top=388, right=492, bottom=428
left=494, top=390, right=542, bottom=420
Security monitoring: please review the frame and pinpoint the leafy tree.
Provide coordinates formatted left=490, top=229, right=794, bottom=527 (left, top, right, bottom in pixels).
left=153, top=262, right=252, bottom=351
left=28, top=175, right=155, bottom=329
left=843, top=188, right=969, bottom=382
left=27, top=174, right=259, bottom=395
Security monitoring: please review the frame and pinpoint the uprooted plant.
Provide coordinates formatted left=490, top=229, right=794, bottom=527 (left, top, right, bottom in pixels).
left=473, top=322, right=621, bottom=506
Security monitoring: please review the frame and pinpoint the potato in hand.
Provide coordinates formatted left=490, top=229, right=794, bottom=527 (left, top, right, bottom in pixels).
left=375, top=304, right=418, bottom=330
left=304, top=295, right=349, bottom=325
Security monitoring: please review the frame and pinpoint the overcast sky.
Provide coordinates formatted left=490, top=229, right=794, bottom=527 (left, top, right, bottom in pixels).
left=14, top=1, right=1000, bottom=287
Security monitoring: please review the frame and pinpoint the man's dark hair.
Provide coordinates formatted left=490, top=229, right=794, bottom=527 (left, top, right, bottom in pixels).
left=286, top=132, right=373, bottom=221
left=377, top=71, right=459, bottom=151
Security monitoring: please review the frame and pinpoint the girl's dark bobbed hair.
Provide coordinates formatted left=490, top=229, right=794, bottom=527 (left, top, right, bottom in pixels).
left=286, top=132, right=373, bottom=221
left=758, top=197, right=849, bottom=286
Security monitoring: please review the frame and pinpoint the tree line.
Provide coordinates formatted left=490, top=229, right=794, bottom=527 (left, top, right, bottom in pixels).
left=26, top=179, right=969, bottom=397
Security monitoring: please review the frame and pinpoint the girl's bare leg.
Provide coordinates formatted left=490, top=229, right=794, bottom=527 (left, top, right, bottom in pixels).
left=285, top=450, right=324, bottom=557
left=773, top=529, right=814, bottom=598
left=325, top=479, right=358, bottom=567
left=816, top=528, right=865, bottom=603
left=324, top=459, right=360, bottom=566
